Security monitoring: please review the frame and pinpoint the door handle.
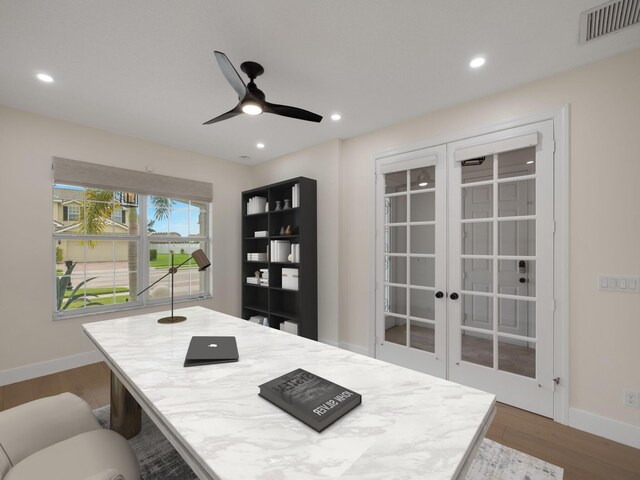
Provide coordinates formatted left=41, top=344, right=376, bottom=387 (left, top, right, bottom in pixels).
left=435, top=291, right=444, bottom=299
left=450, top=292, right=459, bottom=300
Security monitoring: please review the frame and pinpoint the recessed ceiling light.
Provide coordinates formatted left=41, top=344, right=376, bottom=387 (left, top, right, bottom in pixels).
left=331, top=113, right=342, bottom=121
left=256, top=143, right=265, bottom=149
left=36, top=73, right=54, bottom=83
left=526, top=160, right=534, bottom=164
left=469, top=57, right=486, bottom=69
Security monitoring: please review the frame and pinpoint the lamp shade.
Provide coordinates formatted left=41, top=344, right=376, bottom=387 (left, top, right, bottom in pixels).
left=191, top=249, right=211, bottom=271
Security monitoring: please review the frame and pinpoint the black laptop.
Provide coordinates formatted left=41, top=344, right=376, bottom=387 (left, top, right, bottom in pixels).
left=183, top=336, right=239, bottom=367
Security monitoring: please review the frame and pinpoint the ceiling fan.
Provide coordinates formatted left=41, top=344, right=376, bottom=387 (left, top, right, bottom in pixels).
left=203, top=51, right=323, bottom=125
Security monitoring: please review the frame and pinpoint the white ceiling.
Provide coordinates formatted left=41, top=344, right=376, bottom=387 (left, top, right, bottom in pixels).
left=1, top=1, right=639, bottom=164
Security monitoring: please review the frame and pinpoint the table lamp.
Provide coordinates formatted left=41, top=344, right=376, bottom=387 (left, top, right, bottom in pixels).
left=138, top=248, right=211, bottom=324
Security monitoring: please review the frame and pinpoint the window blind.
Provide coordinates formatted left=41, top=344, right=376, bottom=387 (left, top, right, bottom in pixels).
left=454, top=132, right=539, bottom=163
left=52, top=157, right=213, bottom=203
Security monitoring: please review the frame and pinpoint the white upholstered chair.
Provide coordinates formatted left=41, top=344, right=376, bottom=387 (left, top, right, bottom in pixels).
left=0, top=392, right=139, bottom=480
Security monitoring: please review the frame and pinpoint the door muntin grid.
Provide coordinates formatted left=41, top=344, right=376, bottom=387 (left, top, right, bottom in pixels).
left=384, top=166, right=436, bottom=353
left=459, top=147, right=538, bottom=378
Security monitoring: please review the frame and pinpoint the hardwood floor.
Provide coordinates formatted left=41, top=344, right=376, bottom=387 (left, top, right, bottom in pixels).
left=1, top=362, right=638, bottom=479
left=385, top=324, right=536, bottom=377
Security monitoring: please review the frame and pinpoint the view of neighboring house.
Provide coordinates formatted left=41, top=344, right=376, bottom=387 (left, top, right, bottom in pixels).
left=53, top=186, right=135, bottom=264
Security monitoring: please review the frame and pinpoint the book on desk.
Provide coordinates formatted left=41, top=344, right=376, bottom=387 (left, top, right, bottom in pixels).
left=258, top=368, right=361, bottom=432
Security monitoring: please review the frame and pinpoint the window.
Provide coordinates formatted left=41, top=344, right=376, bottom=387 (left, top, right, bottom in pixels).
left=63, top=204, right=80, bottom=221
left=53, top=184, right=211, bottom=317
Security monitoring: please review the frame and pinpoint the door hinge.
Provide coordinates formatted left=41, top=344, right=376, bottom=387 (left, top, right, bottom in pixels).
left=552, top=221, right=556, bottom=233
left=552, top=140, right=556, bottom=153
left=552, top=299, right=556, bottom=311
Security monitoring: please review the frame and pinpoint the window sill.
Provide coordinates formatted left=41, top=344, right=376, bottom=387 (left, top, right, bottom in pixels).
left=52, top=294, right=212, bottom=321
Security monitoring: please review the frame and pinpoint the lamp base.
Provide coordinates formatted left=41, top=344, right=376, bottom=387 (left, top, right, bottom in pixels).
left=157, top=315, right=187, bottom=324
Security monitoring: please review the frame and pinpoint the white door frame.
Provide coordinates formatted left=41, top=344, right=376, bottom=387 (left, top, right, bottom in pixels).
left=368, top=105, right=570, bottom=424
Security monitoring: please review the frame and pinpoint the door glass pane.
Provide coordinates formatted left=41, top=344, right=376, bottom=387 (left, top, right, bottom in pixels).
left=461, top=331, right=493, bottom=368
left=384, top=316, right=406, bottom=346
left=462, top=293, right=493, bottom=330
left=410, top=191, right=435, bottom=222
left=462, top=184, right=493, bottom=219
left=385, top=226, right=406, bottom=253
left=410, top=225, right=434, bottom=254
left=409, top=257, right=435, bottom=287
left=498, top=260, right=536, bottom=297
left=385, top=196, right=407, bottom=223
left=385, top=171, right=407, bottom=194
left=410, top=320, right=434, bottom=353
left=385, top=256, right=406, bottom=284
left=410, top=166, right=435, bottom=191
left=498, top=220, right=535, bottom=256
left=462, top=222, right=493, bottom=255
left=409, top=288, right=434, bottom=320
left=497, top=147, right=535, bottom=179
left=462, top=259, right=493, bottom=293
left=498, top=299, right=536, bottom=337
left=385, top=286, right=406, bottom=315
left=498, top=337, right=535, bottom=378
left=498, top=180, right=535, bottom=217
left=462, top=158, right=492, bottom=184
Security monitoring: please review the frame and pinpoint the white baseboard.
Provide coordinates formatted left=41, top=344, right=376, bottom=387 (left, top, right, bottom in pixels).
left=569, top=408, right=640, bottom=449
left=0, top=350, right=104, bottom=386
left=339, top=342, right=371, bottom=357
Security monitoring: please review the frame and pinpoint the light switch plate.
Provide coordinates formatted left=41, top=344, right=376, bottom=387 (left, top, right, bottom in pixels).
left=598, top=275, right=640, bottom=293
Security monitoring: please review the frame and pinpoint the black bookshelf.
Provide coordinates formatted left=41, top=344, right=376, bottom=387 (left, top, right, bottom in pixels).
left=241, top=177, right=317, bottom=340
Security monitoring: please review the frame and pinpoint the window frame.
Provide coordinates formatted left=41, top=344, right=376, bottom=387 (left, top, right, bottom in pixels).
left=53, top=188, right=212, bottom=320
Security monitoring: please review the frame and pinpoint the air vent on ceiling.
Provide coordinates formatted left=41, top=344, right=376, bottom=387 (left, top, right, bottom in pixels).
left=579, top=0, right=640, bottom=43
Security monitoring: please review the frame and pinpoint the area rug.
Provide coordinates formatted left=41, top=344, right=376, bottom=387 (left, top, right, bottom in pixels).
left=94, top=406, right=563, bottom=479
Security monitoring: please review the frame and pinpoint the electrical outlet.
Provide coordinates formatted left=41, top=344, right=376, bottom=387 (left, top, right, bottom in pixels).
left=623, top=389, right=639, bottom=408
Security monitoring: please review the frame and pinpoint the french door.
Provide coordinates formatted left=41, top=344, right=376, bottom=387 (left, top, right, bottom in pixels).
left=375, top=120, right=555, bottom=417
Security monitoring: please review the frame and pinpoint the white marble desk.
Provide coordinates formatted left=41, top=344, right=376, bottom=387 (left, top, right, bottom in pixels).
left=84, top=306, right=495, bottom=480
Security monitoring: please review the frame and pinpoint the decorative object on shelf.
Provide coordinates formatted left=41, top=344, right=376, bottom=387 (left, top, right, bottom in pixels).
left=255, top=270, right=261, bottom=280
left=282, top=321, right=298, bottom=335
left=137, top=249, right=211, bottom=324
left=288, top=253, right=293, bottom=262
left=282, top=268, right=299, bottom=291
left=275, top=200, right=282, bottom=211
left=279, top=226, right=285, bottom=235
left=284, top=199, right=291, bottom=209
left=285, top=224, right=294, bottom=236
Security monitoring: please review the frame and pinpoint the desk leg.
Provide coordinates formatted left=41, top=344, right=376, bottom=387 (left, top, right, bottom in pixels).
left=110, top=371, right=141, bottom=439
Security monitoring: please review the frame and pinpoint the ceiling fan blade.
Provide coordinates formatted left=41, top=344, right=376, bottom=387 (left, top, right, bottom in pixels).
left=264, top=102, right=323, bottom=123
left=202, top=105, right=242, bottom=125
left=214, top=51, right=247, bottom=99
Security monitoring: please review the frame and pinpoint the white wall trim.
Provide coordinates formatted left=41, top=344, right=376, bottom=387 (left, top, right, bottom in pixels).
left=339, top=342, right=371, bottom=357
left=553, top=105, right=571, bottom=425
left=569, top=408, right=640, bottom=449
left=0, top=350, right=104, bottom=386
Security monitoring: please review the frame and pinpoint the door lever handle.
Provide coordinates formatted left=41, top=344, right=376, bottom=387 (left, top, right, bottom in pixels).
left=450, top=292, right=459, bottom=300
left=435, top=291, right=444, bottom=299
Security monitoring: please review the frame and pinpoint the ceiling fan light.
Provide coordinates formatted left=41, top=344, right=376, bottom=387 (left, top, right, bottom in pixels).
left=242, top=102, right=263, bottom=115
left=418, top=182, right=429, bottom=187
